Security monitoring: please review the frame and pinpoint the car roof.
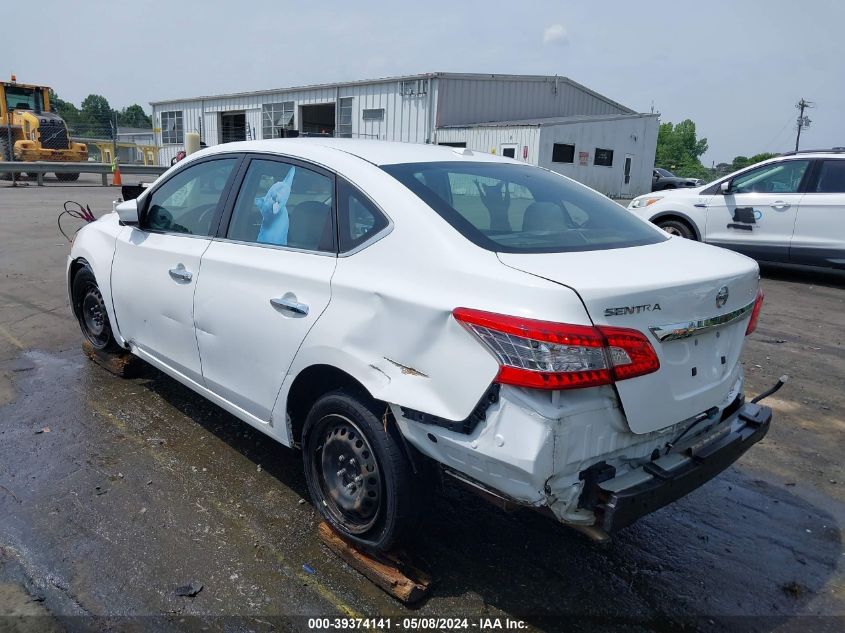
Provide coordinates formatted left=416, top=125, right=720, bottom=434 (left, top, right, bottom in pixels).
left=194, top=138, right=516, bottom=167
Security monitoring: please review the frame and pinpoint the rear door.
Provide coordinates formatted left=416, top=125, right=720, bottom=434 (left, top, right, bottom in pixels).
left=111, top=156, right=240, bottom=383
left=704, top=159, right=811, bottom=261
left=193, top=155, right=337, bottom=421
left=790, top=158, right=845, bottom=268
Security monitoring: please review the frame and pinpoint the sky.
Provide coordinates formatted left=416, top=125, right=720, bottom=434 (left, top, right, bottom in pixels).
left=4, top=0, right=844, bottom=165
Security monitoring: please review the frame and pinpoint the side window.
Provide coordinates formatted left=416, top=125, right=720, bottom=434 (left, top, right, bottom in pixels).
left=731, top=160, right=809, bottom=194
left=226, top=158, right=335, bottom=252
left=814, top=160, right=845, bottom=193
left=338, top=179, right=389, bottom=252
left=144, top=158, right=237, bottom=235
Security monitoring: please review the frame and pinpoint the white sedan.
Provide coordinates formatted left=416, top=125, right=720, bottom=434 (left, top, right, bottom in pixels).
left=69, top=139, right=772, bottom=551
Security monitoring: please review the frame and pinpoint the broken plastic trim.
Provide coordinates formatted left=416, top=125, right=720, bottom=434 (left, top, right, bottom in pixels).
left=400, top=384, right=500, bottom=434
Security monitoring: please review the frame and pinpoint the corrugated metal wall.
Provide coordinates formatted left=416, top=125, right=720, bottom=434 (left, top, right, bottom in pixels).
left=435, top=115, right=658, bottom=198
left=537, top=115, right=659, bottom=197
left=436, top=126, right=541, bottom=164
left=152, top=80, right=436, bottom=164
left=435, top=77, right=630, bottom=128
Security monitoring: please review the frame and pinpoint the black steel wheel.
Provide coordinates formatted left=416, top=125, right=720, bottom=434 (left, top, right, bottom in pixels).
left=315, top=414, right=383, bottom=533
left=72, top=266, right=119, bottom=351
left=302, top=389, right=424, bottom=551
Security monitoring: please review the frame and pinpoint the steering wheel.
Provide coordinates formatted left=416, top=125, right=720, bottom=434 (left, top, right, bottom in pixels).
left=192, top=203, right=218, bottom=231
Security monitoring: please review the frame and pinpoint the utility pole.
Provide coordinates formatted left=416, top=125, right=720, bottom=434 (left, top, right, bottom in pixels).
left=795, top=98, right=814, bottom=151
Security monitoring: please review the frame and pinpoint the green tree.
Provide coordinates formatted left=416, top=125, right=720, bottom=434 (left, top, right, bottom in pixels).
left=79, top=94, right=115, bottom=138
left=48, top=89, right=82, bottom=134
left=655, top=119, right=710, bottom=179
left=730, top=152, right=778, bottom=171
left=117, top=104, right=152, bottom=128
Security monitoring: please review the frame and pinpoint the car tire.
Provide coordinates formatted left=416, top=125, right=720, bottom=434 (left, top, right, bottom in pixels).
left=302, top=389, right=423, bottom=552
left=657, top=218, right=696, bottom=240
left=71, top=266, right=121, bottom=352
left=56, top=172, right=80, bottom=182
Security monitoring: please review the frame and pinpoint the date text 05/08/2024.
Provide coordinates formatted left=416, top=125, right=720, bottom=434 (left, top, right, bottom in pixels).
left=307, top=617, right=528, bottom=630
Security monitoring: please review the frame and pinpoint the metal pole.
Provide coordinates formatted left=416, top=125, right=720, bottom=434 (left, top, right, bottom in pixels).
left=112, top=112, right=118, bottom=167
left=795, top=100, right=805, bottom=152
left=794, top=98, right=813, bottom=152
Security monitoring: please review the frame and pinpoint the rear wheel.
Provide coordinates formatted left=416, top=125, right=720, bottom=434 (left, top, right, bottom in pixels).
left=302, top=389, right=423, bottom=552
left=657, top=218, right=696, bottom=240
left=72, top=266, right=120, bottom=352
left=56, top=172, right=80, bottom=182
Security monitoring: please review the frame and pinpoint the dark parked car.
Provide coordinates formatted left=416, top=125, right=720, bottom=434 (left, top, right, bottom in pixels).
left=652, top=168, right=702, bottom=191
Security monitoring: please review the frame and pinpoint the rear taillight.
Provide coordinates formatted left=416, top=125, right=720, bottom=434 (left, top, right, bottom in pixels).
left=745, top=289, right=764, bottom=335
left=452, top=308, right=660, bottom=390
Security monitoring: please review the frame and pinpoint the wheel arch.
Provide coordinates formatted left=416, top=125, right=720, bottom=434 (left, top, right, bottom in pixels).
left=284, top=363, right=377, bottom=448
left=68, top=220, right=128, bottom=347
left=649, top=211, right=702, bottom=241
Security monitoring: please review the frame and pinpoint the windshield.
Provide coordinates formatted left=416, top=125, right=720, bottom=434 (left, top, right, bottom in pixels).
left=655, top=168, right=674, bottom=177
left=383, top=161, right=665, bottom=254
left=5, top=86, right=40, bottom=112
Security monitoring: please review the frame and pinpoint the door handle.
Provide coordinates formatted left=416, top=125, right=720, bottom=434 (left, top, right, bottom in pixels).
left=270, top=296, right=309, bottom=316
left=168, top=265, right=193, bottom=282
left=770, top=201, right=791, bottom=210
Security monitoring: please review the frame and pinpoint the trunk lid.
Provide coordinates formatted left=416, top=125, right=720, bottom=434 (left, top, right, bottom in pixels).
left=498, top=237, right=760, bottom=433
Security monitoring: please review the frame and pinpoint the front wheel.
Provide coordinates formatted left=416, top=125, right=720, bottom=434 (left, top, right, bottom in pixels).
left=302, top=390, right=423, bottom=552
left=657, top=218, right=695, bottom=240
left=72, top=266, right=120, bottom=352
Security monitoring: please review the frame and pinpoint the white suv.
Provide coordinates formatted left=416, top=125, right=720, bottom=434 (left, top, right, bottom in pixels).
left=69, top=140, right=772, bottom=552
left=629, top=150, right=845, bottom=269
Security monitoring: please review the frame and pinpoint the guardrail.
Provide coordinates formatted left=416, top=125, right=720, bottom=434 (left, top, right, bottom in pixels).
left=0, top=161, right=168, bottom=186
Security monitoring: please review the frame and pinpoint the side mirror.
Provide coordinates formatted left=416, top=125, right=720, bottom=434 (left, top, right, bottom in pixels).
left=720, top=181, right=731, bottom=195
left=116, top=199, right=139, bottom=225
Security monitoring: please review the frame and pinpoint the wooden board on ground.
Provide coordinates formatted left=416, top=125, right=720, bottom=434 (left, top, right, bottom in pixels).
left=317, top=522, right=431, bottom=604
left=81, top=340, right=144, bottom=378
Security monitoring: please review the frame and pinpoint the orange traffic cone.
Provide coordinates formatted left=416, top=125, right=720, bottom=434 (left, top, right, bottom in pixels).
left=112, top=165, right=122, bottom=187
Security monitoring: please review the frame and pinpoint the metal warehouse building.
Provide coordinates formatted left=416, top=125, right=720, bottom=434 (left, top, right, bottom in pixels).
left=150, top=72, right=658, bottom=196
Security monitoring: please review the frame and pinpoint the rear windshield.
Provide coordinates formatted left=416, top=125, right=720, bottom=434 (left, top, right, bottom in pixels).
left=382, top=161, right=665, bottom=253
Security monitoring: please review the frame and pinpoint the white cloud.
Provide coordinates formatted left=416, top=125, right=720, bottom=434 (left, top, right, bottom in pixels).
left=542, top=23, right=569, bottom=46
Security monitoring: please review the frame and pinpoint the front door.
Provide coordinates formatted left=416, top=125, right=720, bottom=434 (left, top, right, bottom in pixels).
left=704, top=159, right=810, bottom=262
left=194, top=156, right=337, bottom=421
left=111, top=156, right=240, bottom=383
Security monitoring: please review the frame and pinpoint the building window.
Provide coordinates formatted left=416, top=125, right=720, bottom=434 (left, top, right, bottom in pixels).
left=594, top=148, right=614, bottom=167
left=552, top=143, right=575, bottom=163
left=362, top=108, right=385, bottom=121
left=337, top=97, right=353, bottom=138
left=161, top=111, right=183, bottom=144
left=262, top=102, right=295, bottom=139
left=400, top=79, right=428, bottom=96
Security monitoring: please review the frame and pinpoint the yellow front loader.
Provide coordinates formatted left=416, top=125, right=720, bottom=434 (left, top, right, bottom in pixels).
left=1, top=76, right=88, bottom=181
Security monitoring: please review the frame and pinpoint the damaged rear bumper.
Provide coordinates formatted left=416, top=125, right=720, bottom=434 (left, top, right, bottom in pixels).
left=591, top=402, right=772, bottom=532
